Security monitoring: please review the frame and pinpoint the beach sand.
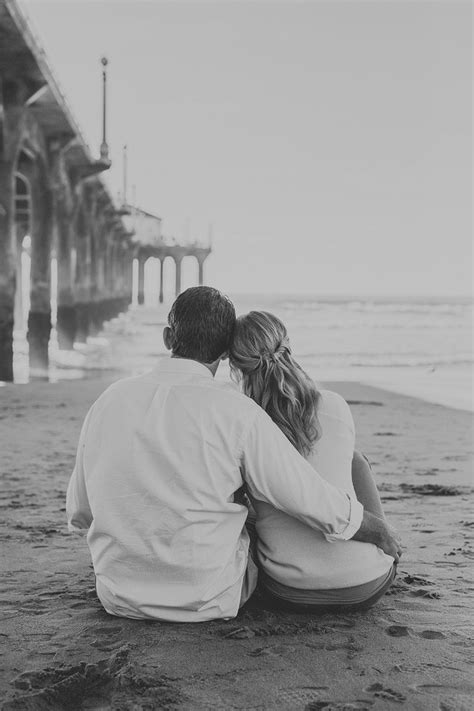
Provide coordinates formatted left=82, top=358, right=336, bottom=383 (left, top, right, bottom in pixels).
left=0, top=378, right=473, bottom=710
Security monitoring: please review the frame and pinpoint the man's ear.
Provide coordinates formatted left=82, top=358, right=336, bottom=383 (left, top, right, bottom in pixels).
left=220, top=350, right=229, bottom=361
left=163, top=326, right=173, bottom=351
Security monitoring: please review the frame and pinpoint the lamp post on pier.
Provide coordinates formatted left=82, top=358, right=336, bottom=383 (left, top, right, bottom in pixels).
left=100, top=57, right=110, bottom=164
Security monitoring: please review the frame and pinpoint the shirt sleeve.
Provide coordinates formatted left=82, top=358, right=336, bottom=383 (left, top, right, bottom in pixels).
left=66, top=406, right=94, bottom=532
left=240, top=408, right=363, bottom=541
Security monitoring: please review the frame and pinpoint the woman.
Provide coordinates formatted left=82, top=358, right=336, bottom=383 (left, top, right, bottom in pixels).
left=230, top=310, right=396, bottom=612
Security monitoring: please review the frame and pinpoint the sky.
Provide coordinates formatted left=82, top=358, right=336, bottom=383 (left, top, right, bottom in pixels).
left=21, top=0, right=472, bottom=297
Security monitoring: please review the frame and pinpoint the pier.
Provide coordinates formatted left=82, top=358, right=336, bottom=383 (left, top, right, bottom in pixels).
left=123, top=206, right=211, bottom=306
left=0, top=0, right=210, bottom=381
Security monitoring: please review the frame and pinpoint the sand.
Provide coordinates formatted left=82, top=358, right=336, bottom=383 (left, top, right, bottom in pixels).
left=0, top=377, right=473, bottom=711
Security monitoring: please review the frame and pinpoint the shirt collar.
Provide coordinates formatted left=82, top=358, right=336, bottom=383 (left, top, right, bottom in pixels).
left=152, top=357, right=214, bottom=380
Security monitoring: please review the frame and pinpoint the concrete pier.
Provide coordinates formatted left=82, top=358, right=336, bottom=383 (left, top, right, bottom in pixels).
left=0, top=0, right=212, bottom=381
left=137, top=258, right=145, bottom=305
left=0, top=160, right=15, bottom=382
left=174, top=257, right=182, bottom=298
left=125, top=208, right=211, bottom=306
left=159, top=259, right=165, bottom=304
left=56, top=204, right=77, bottom=349
left=27, top=176, right=53, bottom=375
left=132, top=243, right=211, bottom=305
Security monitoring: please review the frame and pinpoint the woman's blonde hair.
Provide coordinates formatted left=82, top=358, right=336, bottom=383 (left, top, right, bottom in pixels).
left=229, top=311, right=321, bottom=456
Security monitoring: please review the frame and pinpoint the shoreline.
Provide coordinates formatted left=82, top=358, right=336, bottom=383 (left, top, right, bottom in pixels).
left=3, top=361, right=473, bottom=415
left=353, top=368, right=473, bottom=414
left=1, top=377, right=473, bottom=709
left=5, top=297, right=472, bottom=414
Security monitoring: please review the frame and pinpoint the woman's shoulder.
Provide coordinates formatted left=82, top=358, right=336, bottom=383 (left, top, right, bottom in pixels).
left=317, top=389, right=353, bottom=425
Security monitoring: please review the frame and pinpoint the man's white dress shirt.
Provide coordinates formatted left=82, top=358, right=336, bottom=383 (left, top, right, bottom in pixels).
left=66, top=358, right=363, bottom=622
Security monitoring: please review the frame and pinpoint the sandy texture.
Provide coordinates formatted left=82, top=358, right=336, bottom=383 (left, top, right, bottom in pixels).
left=0, top=378, right=473, bottom=710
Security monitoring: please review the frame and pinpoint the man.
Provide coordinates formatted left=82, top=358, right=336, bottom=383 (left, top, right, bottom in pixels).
left=67, top=287, right=400, bottom=622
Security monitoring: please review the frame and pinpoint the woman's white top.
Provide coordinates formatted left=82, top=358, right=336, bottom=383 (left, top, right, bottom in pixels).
left=254, top=389, right=394, bottom=589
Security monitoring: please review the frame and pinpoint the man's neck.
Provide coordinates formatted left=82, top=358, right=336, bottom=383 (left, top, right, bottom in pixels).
left=170, top=354, right=219, bottom=377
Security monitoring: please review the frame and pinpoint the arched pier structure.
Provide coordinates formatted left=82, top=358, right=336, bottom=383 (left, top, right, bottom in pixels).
left=128, top=207, right=211, bottom=306
left=0, top=0, right=211, bottom=381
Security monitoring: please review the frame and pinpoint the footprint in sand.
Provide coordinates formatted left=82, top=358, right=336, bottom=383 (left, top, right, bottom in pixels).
left=384, top=580, right=410, bottom=596
left=276, top=687, right=328, bottom=705
left=365, top=683, right=406, bottom=703
left=3, top=646, right=184, bottom=711
left=442, top=454, right=466, bottom=462
left=221, top=625, right=255, bottom=639
left=439, top=695, right=474, bottom=711
left=69, top=601, right=98, bottom=610
left=219, top=618, right=324, bottom=638
left=411, top=589, right=441, bottom=599
left=247, top=644, right=295, bottom=657
left=84, top=625, right=124, bottom=635
left=385, top=625, right=446, bottom=640
left=305, top=701, right=374, bottom=710
left=402, top=573, right=434, bottom=587
left=90, top=638, right=125, bottom=652
left=400, top=483, right=463, bottom=496
left=419, top=630, right=446, bottom=640
left=385, top=625, right=411, bottom=637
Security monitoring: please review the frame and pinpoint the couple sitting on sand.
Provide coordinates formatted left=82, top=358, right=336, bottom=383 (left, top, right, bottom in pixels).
left=67, top=287, right=401, bottom=622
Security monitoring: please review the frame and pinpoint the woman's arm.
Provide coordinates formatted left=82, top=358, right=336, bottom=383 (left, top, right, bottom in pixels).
left=352, top=451, right=386, bottom=521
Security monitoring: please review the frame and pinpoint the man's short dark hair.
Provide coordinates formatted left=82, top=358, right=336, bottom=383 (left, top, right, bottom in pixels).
left=167, top=287, right=236, bottom=363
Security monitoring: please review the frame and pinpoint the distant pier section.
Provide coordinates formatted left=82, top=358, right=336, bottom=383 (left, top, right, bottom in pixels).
left=0, top=0, right=211, bottom=381
left=124, top=206, right=211, bottom=305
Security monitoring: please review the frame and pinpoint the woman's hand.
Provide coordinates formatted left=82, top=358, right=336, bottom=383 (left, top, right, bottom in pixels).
left=352, top=510, right=403, bottom=562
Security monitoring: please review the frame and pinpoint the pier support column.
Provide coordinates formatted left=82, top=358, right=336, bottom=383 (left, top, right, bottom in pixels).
left=73, top=213, right=93, bottom=344
left=27, top=180, right=53, bottom=376
left=175, top=257, right=182, bottom=297
left=125, top=254, right=133, bottom=305
left=137, top=256, right=145, bottom=305
left=13, top=251, right=22, bottom=330
left=197, top=257, right=205, bottom=287
left=102, top=238, right=113, bottom=319
left=159, top=258, right=164, bottom=304
left=89, top=244, right=106, bottom=336
left=88, top=298, right=103, bottom=337
left=75, top=302, right=90, bottom=343
left=57, top=303, right=76, bottom=349
left=114, top=245, right=125, bottom=314
left=107, top=242, right=121, bottom=319
left=88, top=231, right=99, bottom=337
left=89, top=227, right=108, bottom=337
left=13, top=223, right=28, bottom=332
left=56, top=208, right=76, bottom=349
left=0, top=161, right=15, bottom=382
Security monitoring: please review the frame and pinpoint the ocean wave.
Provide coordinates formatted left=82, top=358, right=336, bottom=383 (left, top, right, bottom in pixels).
left=292, top=321, right=465, bottom=331
left=299, top=353, right=474, bottom=368
left=280, top=299, right=472, bottom=316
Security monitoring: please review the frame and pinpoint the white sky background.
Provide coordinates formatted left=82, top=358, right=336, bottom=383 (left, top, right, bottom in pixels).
left=22, top=0, right=472, bottom=297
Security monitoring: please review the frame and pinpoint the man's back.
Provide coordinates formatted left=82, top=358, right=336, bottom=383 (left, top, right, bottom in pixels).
left=67, top=358, right=259, bottom=621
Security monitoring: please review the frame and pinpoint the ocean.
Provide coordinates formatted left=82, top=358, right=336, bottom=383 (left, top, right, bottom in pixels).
left=11, top=293, right=473, bottom=412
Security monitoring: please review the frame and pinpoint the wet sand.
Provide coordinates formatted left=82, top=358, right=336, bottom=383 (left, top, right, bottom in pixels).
left=1, top=378, right=473, bottom=710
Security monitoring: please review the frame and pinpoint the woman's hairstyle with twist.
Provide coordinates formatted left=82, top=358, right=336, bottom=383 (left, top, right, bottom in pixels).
left=229, top=311, right=321, bottom=456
